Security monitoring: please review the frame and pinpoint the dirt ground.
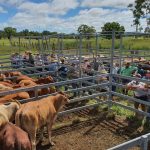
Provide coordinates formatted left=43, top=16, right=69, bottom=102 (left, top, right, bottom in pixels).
left=36, top=110, right=147, bottom=150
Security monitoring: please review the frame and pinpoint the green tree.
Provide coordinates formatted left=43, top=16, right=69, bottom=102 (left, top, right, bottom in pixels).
left=22, top=29, right=29, bottom=36
left=139, top=26, right=143, bottom=32
left=18, top=29, right=29, bottom=36
left=77, top=24, right=96, bottom=38
left=4, top=27, right=16, bottom=39
left=128, top=0, right=150, bottom=32
left=0, top=30, right=5, bottom=39
left=42, top=30, right=51, bottom=35
left=101, top=22, right=125, bottom=39
left=145, top=27, right=150, bottom=33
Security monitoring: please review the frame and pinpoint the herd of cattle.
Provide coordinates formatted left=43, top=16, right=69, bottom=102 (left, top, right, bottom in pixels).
left=0, top=71, right=69, bottom=150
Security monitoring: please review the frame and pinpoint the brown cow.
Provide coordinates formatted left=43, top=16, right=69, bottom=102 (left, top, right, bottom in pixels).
left=35, top=76, right=56, bottom=96
left=0, top=73, right=6, bottom=81
left=3, top=72, right=10, bottom=78
left=18, top=79, right=55, bottom=97
left=17, top=80, right=37, bottom=97
left=0, top=122, right=31, bottom=150
left=0, top=84, right=13, bottom=92
left=10, top=71, right=22, bottom=77
left=16, top=75, right=34, bottom=83
left=0, top=81, right=14, bottom=88
left=15, top=92, right=69, bottom=150
left=35, top=76, right=54, bottom=84
left=2, top=71, right=22, bottom=79
left=19, top=80, right=37, bottom=87
left=0, top=92, right=30, bottom=105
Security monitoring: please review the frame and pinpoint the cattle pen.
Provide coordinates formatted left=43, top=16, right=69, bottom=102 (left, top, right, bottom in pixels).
left=0, top=31, right=150, bottom=150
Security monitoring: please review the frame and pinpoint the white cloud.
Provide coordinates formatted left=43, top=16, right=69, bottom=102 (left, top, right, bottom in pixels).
left=8, top=11, right=66, bottom=32
left=8, top=7, right=147, bottom=33
left=18, top=2, right=51, bottom=15
left=49, top=0, right=79, bottom=15
left=81, top=0, right=135, bottom=8
left=0, top=0, right=26, bottom=7
left=0, top=6, right=7, bottom=13
left=0, top=23, right=8, bottom=30
left=63, top=8, right=147, bottom=33
left=18, top=0, right=79, bottom=16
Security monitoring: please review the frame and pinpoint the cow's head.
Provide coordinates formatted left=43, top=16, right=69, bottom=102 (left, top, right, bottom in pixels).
left=10, top=71, right=22, bottom=77
left=53, top=92, right=70, bottom=112
left=57, top=91, right=69, bottom=101
left=37, top=76, right=54, bottom=84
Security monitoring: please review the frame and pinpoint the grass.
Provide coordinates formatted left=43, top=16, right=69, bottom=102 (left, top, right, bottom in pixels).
left=0, top=36, right=149, bottom=61
left=86, top=98, right=135, bottom=119
left=0, top=36, right=150, bottom=55
left=111, top=104, right=134, bottom=118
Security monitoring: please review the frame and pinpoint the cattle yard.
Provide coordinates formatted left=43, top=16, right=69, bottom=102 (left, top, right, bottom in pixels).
left=0, top=32, right=150, bottom=150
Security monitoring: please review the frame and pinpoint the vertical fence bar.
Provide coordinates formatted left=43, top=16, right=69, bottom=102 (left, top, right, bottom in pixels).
left=18, top=36, right=21, bottom=67
left=28, top=36, right=32, bottom=52
left=141, top=135, right=148, bottom=150
left=95, top=33, right=98, bottom=57
left=37, top=38, right=41, bottom=54
left=48, top=36, right=51, bottom=55
left=79, top=34, right=82, bottom=88
left=41, top=36, right=45, bottom=74
left=35, top=86, right=38, bottom=99
left=109, top=31, right=115, bottom=109
left=9, top=36, right=13, bottom=55
left=61, top=34, right=64, bottom=56
left=76, top=36, right=79, bottom=57
left=119, top=33, right=123, bottom=69
left=57, top=34, right=60, bottom=61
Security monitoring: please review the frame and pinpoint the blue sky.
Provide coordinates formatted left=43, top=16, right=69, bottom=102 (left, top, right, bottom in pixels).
left=0, top=0, right=148, bottom=33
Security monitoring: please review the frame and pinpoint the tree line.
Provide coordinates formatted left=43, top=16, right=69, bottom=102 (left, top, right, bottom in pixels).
left=0, top=22, right=126, bottom=40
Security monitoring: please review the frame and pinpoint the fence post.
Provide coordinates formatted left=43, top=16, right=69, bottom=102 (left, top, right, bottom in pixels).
left=95, top=33, right=98, bottom=57
left=108, top=30, right=115, bottom=110
left=141, top=135, right=148, bottom=150
left=18, top=36, right=21, bottom=67
left=79, top=34, right=82, bottom=88
left=48, top=36, right=51, bottom=55
left=28, top=36, right=32, bottom=52
left=35, top=86, right=38, bottom=99
left=119, top=33, right=123, bottom=70
left=76, top=36, right=79, bottom=56
left=60, top=34, right=64, bottom=55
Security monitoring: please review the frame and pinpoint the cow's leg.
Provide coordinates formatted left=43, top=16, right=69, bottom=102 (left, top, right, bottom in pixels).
left=47, top=123, right=54, bottom=146
left=29, top=129, right=37, bottom=150
left=47, top=115, right=57, bottom=146
left=38, top=127, right=44, bottom=143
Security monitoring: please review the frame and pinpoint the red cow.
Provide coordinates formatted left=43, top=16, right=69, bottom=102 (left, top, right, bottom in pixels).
left=35, top=76, right=54, bottom=84
left=0, top=122, right=31, bottom=150
left=0, top=92, right=30, bottom=105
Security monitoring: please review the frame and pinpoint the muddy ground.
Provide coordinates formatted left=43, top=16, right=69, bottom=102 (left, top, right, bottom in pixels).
left=36, top=109, right=149, bottom=150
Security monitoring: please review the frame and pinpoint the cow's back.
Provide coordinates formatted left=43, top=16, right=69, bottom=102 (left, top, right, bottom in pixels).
left=0, top=123, right=31, bottom=150
left=16, top=97, right=55, bottom=129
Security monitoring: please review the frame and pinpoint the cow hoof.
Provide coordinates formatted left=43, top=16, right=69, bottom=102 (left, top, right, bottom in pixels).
left=50, top=141, right=55, bottom=146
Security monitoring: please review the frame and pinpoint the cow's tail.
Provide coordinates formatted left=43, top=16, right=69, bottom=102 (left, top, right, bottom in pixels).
left=15, top=112, right=22, bottom=128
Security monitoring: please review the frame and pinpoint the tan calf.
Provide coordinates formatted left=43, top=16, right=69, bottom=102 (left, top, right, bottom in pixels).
left=15, top=93, right=69, bottom=150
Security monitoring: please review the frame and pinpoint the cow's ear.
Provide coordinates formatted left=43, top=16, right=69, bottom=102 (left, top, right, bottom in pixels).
left=57, top=91, right=69, bottom=99
left=57, top=91, right=64, bottom=95
left=4, top=102, right=11, bottom=106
